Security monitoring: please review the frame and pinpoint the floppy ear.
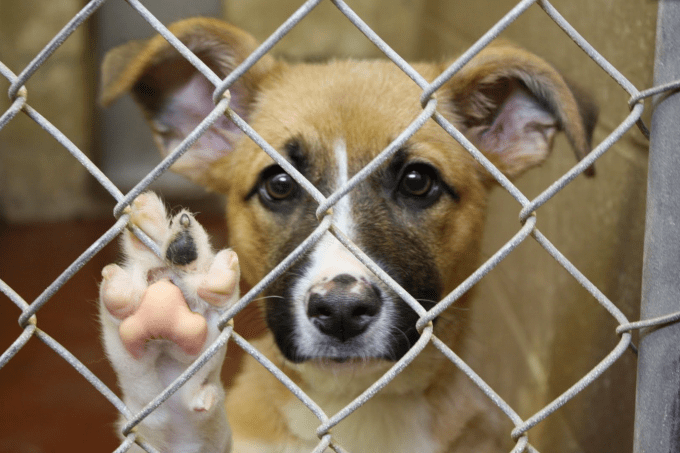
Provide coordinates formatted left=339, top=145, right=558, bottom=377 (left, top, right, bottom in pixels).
left=100, top=17, right=275, bottom=185
left=439, top=44, right=598, bottom=181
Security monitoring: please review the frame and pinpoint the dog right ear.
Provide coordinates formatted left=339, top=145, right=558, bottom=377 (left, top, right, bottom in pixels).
left=438, top=44, right=598, bottom=181
left=100, top=18, right=275, bottom=185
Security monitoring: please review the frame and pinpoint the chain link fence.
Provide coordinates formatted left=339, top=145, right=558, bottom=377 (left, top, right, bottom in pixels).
left=0, top=0, right=678, bottom=452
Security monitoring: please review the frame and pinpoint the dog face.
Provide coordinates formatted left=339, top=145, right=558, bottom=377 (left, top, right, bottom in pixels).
left=213, top=60, right=495, bottom=365
left=101, top=18, right=596, bottom=372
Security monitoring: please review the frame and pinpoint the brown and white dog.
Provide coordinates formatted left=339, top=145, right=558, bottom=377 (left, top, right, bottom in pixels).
left=98, top=17, right=597, bottom=453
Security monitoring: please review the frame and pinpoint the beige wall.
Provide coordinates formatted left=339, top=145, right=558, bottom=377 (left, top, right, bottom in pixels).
left=0, top=0, right=103, bottom=223
left=434, top=3, right=652, bottom=451
left=0, top=1, right=656, bottom=451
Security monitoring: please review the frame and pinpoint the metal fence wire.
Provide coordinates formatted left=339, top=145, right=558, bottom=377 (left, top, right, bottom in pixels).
left=1, top=0, right=679, bottom=452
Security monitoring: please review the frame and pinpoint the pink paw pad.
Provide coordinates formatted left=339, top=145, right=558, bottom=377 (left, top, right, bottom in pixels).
left=119, top=280, right=208, bottom=359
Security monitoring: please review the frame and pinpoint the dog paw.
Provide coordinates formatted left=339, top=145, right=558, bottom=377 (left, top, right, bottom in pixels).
left=100, top=192, right=236, bottom=449
left=101, top=192, right=239, bottom=360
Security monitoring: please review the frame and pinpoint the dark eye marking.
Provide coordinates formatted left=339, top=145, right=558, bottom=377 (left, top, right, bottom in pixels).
left=245, top=137, right=307, bottom=209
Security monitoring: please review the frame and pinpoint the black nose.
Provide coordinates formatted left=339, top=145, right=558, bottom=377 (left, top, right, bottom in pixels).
left=307, top=274, right=382, bottom=342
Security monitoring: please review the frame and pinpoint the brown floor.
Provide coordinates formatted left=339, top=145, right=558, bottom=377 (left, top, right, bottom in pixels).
left=0, top=216, right=263, bottom=452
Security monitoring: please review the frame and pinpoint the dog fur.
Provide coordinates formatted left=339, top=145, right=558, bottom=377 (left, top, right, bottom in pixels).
left=99, top=17, right=597, bottom=452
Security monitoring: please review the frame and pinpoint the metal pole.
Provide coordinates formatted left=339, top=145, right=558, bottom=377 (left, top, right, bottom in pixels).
left=634, top=1, right=680, bottom=452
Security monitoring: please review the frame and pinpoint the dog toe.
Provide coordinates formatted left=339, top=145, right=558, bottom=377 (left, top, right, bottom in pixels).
left=126, top=192, right=170, bottom=245
left=197, top=249, right=240, bottom=307
left=101, top=264, right=143, bottom=319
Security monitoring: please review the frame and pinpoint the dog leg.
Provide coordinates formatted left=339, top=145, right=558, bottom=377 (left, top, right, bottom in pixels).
left=100, top=192, right=238, bottom=453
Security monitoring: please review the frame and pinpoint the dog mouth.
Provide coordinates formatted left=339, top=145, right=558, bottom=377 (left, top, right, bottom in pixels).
left=306, top=356, right=392, bottom=375
left=330, top=356, right=358, bottom=364
left=315, top=356, right=376, bottom=365
left=284, top=337, right=403, bottom=364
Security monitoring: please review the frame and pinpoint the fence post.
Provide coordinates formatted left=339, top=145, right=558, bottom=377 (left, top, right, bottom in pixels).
left=633, top=1, right=680, bottom=452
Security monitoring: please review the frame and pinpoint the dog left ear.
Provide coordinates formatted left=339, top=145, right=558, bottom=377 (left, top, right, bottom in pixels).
left=439, top=44, right=598, bottom=180
left=100, top=18, right=275, bottom=186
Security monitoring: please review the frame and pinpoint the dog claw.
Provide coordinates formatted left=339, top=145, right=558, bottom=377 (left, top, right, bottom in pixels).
left=191, top=383, right=219, bottom=412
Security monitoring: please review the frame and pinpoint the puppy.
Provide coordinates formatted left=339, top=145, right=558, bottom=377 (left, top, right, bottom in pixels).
left=99, top=17, right=597, bottom=452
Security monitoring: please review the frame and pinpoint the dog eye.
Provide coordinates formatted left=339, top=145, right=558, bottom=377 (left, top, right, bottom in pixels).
left=261, top=167, right=297, bottom=201
left=400, top=166, right=433, bottom=197
left=397, top=163, right=441, bottom=203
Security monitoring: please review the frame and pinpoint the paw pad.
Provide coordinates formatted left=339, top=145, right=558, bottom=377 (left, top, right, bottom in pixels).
left=119, top=280, right=208, bottom=359
left=165, top=214, right=199, bottom=266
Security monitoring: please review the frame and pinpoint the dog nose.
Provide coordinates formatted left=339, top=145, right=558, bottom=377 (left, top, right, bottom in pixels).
left=307, top=274, right=382, bottom=342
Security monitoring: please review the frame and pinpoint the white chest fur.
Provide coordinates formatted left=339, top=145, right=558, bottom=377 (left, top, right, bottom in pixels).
left=281, top=390, right=442, bottom=453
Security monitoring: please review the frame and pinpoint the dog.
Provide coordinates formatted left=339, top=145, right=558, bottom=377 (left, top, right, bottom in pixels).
left=98, top=17, right=597, bottom=452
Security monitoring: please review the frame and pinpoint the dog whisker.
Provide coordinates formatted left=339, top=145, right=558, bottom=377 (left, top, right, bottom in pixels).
left=250, top=294, right=285, bottom=302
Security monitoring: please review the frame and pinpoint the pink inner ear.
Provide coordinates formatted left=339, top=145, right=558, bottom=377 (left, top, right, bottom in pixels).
left=154, top=73, right=244, bottom=181
left=475, top=88, right=558, bottom=176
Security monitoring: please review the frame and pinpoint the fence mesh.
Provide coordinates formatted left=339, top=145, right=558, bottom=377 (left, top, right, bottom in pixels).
left=0, top=0, right=678, bottom=452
